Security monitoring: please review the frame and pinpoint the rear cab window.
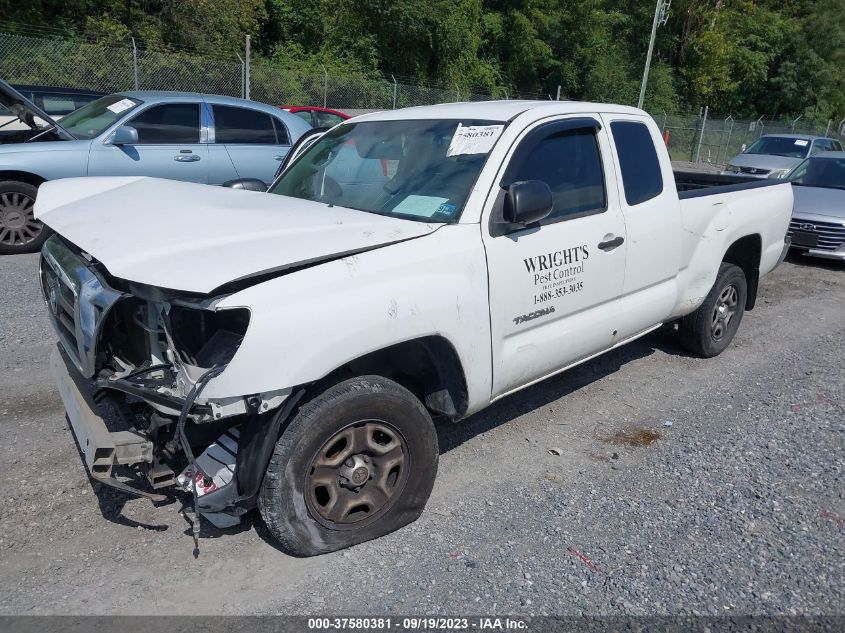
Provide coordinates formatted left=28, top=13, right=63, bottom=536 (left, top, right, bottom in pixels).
left=610, top=120, right=664, bottom=205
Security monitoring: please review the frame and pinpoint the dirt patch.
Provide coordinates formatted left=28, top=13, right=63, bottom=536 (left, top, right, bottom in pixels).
left=603, top=427, right=661, bottom=447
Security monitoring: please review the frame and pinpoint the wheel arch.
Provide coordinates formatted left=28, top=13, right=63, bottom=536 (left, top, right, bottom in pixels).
left=0, top=170, right=47, bottom=188
left=309, top=335, right=469, bottom=422
left=722, top=233, right=761, bottom=310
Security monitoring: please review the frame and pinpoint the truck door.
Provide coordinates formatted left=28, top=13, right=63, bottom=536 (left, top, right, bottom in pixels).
left=483, top=117, right=627, bottom=398
left=602, top=116, right=681, bottom=338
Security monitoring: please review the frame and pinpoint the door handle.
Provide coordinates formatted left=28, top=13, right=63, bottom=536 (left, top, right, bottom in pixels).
left=597, top=236, right=624, bottom=251
left=174, top=154, right=201, bottom=162
left=273, top=155, right=285, bottom=161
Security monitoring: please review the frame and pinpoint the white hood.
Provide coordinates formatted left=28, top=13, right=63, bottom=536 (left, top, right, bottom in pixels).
left=35, top=177, right=441, bottom=294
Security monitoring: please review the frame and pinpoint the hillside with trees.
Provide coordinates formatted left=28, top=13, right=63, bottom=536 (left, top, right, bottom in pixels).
left=2, top=0, right=843, bottom=121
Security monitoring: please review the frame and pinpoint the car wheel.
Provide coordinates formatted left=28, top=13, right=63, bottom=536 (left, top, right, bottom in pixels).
left=259, top=376, right=439, bottom=556
left=678, top=262, right=748, bottom=358
left=0, top=181, right=49, bottom=255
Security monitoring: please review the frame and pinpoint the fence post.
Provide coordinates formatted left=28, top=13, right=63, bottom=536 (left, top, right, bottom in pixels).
left=131, top=37, right=139, bottom=90
left=825, top=119, right=832, bottom=137
left=244, top=35, right=251, bottom=100
left=791, top=114, right=802, bottom=132
left=721, top=116, right=734, bottom=166
left=236, top=54, right=245, bottom=98
left=694, top=105, right=708, bottom=163
left=755, top=115, right=764, bottom=137
left=321, top=64, right=327, bottom=108
left=555, top=85, right=561, bottom=101
left=391, top=74, right=397, bottom=109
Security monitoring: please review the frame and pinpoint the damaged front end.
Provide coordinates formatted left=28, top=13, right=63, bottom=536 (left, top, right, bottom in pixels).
left=41, top=235, right=296, bottom=528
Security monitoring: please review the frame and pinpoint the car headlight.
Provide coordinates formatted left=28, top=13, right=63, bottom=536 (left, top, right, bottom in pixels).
left=725, top=164, right=740, bottom=173
left=767, top=168, right=792, bottom=179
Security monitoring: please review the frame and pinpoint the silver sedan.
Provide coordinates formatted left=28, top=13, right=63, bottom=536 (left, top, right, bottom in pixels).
left=786, top=152, right=845, bottom=261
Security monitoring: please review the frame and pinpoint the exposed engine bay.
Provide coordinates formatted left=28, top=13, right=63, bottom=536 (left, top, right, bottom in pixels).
left=40, top=234, right=297, bottom=530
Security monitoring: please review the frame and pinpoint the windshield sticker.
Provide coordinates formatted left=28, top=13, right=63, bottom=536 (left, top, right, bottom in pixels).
left=107, top=98, right=136, bottom=114
left=794, top=139, right=809, bottom=146
left=393, top=195, right=450, bottom=218
left=447, top=124, right=504, bottom=157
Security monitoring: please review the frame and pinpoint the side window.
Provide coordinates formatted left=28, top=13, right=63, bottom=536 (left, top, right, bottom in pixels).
left=272, top=118, right=290, bottom=145
left=610, top=121, right=663, bottom=206
left=213, top=105, right=277, bottom=144
left=41, top=95, right=77, bottom=116
left=293, top=110, right=312, bottom=124
left=129, top=103, right=200, bottom=144
left=316, top=111, right=345, bottom=128
left=507, top=128, right=606, bottom=222
left=832, top=140, right=843, bottom=151
left=810, top=141, right=826, bottom=155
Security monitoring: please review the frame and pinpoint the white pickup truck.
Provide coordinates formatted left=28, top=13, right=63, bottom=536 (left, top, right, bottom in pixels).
left=37, top=101, right=792, bottom=555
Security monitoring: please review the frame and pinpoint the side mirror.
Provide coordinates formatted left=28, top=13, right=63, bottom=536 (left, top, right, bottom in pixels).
left=222, top=178, right=267, bottom=192
left=504, top=180, right=553, bottom=226
left=740, top=143, right=747, bottom=153
left=110, top=125, right=138, bottom=145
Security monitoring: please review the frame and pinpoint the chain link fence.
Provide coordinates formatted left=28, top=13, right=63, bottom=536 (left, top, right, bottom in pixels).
left=2, top=29, right=840, bottom=167
left=657, top=109, right=844, bottom=167
left=0, top=31, right=548, bottom=111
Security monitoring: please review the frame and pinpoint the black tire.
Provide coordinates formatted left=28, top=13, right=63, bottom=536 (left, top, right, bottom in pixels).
left=679, top=262, right=748, bottom=357
left=0, top=180, right=50, bottom=255
left=259, top=376, right=438, bottom=556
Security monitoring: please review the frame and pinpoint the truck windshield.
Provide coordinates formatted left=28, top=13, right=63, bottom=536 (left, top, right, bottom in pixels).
left=269, top=119, right=504, bottom=223
left=744, top=136, right=811, bottom=159
left=59, top=95, right=142, bottom=140
left=788, top=156, right=845, bottom=189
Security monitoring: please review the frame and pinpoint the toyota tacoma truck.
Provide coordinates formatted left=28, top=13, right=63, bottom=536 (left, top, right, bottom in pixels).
left=36, top=101, right=793, bottom=556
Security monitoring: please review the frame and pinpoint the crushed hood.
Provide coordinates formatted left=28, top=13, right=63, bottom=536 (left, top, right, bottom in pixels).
left=35, top=177, right=441, bottom=294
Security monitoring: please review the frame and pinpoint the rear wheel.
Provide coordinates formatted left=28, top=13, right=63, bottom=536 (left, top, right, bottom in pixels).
left=0, top=181, right=49, bottom=255
left=679, top=262, right=747, bottom=357
left=259, top=376, right=438, bottom=556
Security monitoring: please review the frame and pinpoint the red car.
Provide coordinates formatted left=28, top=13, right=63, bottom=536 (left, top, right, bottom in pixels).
left=278, top=106, right=349, bottom=128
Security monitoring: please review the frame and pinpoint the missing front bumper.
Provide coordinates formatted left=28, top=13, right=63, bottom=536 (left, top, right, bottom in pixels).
left=50, top=346, right=165, bottom=501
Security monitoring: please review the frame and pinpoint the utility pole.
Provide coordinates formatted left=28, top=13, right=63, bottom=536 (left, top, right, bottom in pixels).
left=638, top=0, right=670, bottom=110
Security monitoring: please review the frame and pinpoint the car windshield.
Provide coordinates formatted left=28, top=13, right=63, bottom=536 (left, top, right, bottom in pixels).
left=268, top=118, right=504, bottom=223
left=59, top=95, right=142, bottom=140
left=744, top=136, right=811, bottom=159
left=788, top=156, right=845, bottom=189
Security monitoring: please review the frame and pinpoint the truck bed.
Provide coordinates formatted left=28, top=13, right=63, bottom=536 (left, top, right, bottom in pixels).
left=673, top=170, right=785, bottom=198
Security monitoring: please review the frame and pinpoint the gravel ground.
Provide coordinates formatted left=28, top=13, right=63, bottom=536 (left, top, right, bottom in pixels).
left=0, top=251, right=843, bottom=616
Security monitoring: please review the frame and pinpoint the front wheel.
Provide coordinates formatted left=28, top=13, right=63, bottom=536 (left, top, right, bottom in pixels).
left=0, top=180, right=49, bottom=255
left=259, top=376, right=439, bottom=556
left=678, top=262, right=748, bottom=357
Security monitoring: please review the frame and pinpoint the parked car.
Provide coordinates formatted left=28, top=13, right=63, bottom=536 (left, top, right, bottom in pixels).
left=0, top=81, right=310, bottom=254
left=279, top=105, right=349, bottom=128
left=0, top=85, right=105, bottom=136
left=784, top=151, right=845, bottom=260
left=11, top=84, right=104, bottom=117
left=722, top=134, right=843, bottom=179
left=37, top=101, right=792, bottom=555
